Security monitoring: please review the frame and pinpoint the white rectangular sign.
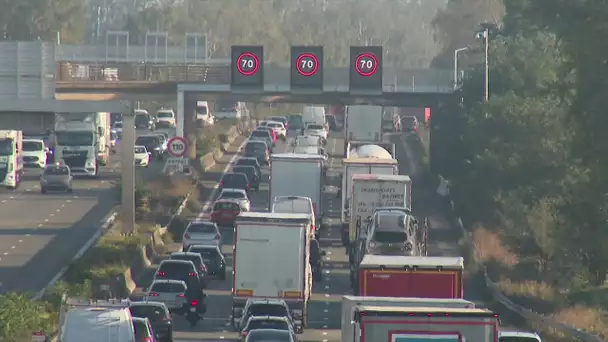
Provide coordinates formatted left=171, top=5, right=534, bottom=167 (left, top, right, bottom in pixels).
left=162, top=157, right=189, bottom=173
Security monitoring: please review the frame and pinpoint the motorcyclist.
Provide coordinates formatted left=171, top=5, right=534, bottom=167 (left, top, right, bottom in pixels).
left=310, top=239, right=322, bottom=281
left=184, top=277, right=206, bottom=314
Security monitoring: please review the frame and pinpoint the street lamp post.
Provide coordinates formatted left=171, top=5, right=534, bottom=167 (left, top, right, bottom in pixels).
left=475, top=27, right=490, bottom=102
left=454, top=47, right=469, bottom=90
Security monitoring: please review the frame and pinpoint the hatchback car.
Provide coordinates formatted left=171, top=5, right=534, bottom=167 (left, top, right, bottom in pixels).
left=169, top=251, right=208, bottom=286
left=210, top=199, right=245, bottom=227
left=218, top=188, right=251, bottom=211
left=40, top=163, right=72, bottom=193
left=267, top=116, right=289, bottom=131
left=129, top=301, right=173, bottom=342
left=265, top=121, right=287, bottom=140
left=155, top=109, right=176, bottom=128
left=135, top=135, right=164, bottom=159
left=244, top=329, right=295, bottom=342
left=135, top=110, right=156, bottom=130
left=250, top=129, right=274, bottom=150
left=498, top=330, right=542, bottom=342
left=220, top=172, right=251, bottom=193
left=186, top=244, right=227, bottom=280
left=134, top=146, right=150, bottom=167
left=233, top=165, right=261, bottom=190
left=243, top=140, right=270, bottom=166
left=240, top=316, right=295, bottom=340
left=145, top=279, right=188, bottom=313
left=255, top=126, right=277, bottom=143
left=154, top=259, right=199, bottom=285
left=304, top=124, right=327, bottom=142
left=234, top=157, right=263, bottom=176
left=236, top=299, right=299, bottom=332
left=182, top=220, right=222, bottom=249
left=401, top=115, right=419, bottom=133
left=132, top=316, right=157, bottom=342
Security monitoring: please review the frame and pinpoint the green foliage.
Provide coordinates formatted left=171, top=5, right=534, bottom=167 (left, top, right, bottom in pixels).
left=0, top=292, right=57, bottom=341
left=441, top=0, right=608, bottom=301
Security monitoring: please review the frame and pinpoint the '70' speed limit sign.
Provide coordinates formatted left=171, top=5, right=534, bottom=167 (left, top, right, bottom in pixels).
left=167, top=136, right=188, bottom=157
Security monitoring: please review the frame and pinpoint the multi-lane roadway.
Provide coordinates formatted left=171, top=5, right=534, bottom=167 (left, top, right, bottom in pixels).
left=131, top=128, right=486, bottom=342
left=0, top=128, right=172, bottom=295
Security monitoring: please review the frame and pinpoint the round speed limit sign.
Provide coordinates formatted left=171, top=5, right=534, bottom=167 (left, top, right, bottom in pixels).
left=167, top=136, right=188, bottom=157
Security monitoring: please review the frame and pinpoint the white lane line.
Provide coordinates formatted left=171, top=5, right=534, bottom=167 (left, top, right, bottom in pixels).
left=322, top=331, right=328, bottom=335
left=37, top=224, right=43, bottom=228
left=56, top=209, right=60, bottom=212
left=44, top=219, right=49, bottom=222
left=9, top=196, right=13, bottom=199
left=49, top=214, right=54, bottom=217
left=26, top=234, right=30, bottom=236
left=10, top=246, right=15, bottom=249
left=324, top=309, right=329, bottom=313
left=1, top=200, right=5, bottom=203
left=3, top=252, right=7, bottom=255
left=18, top=240, right=22, bottom=243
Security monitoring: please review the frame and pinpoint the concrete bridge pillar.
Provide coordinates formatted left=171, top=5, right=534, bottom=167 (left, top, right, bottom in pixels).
left=184, top=93, right=197, bottom=160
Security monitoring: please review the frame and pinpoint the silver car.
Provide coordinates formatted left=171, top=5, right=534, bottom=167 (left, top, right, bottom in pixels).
left=182, top=220, right=222, bottom=250
left=40, top=163, right=73, bottom=194
left=145, top=279, right=188, bottom=311
left=217, top=188, right=251, bottom=211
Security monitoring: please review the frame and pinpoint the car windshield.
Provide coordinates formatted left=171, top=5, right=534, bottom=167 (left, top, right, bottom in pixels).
left=249, top=304, right=288, bottom=317
left=55, top=132, right=94, bottom=146
left=196, top=106, right=208, bottom=115
left=252, top=130, right=270, bottom=138
left=236, top=159, right=256, bottom=167
left=214, top=101, right=237, bottom=112
left=245, top=143, right=266, bottom=152
left=268, top=123, right=282, bottom=128
left=214, top=202, right=240, bottom=211
left=158, top=262, right=193, bottom=276
left=130, top=305, right=167, bottom=322
left=151, top=282, right=186, bottom=292
left=220, top=191, right=245, bottom=199
left=373, top=231, right=408, bottom=243
left=307, top=124, right=323, bottom=130
left=171, top=254, right=201, bottom=266
left=187, top=223, right=217, bottom=233
left=247, top=319, right=289, bottom=331
left=44, top=166, right=69, bottom=175
left=233, top=167, right=254, bottom=177
left=269, top=117, right=287, bottom=124
left=23, top=141, right=43, bottom=151
left=114, top=122, right=123, bottom=128
left=135, top=114, right=149, bottom=123
left=246, top=329, right=292, bottom=341
left=157, top=112, right=173, bottom=118
left=402, top=117, right=417, bottom=128
left=136, top=137, right=159, bottom=145
left=223, top=173, right=248, bottom=183
left=134, top=147, right=146, bottom=153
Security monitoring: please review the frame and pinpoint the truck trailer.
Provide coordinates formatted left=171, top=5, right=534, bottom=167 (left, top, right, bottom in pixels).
left=0, top=130, right=23, bottom=189
left=342, top=305, right=499, bottom=342
left=344, top=105, right=383, bottom=144
left=356, top=255, right=464, bottom=299
left=232, top=212, right=313, bottom=329
left=341, top=158, right=398, bottom=246
left=270, top=153, right=326, bottom=225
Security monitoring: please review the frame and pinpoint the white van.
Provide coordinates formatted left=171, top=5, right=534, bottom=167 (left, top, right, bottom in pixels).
left=272, top=195, right=318, bottom=237
left=213, top=100, right=249, bottom=120
left=302, top=106, right=326, bottom=132
left=23, top=138, right=47, bottom=168
left=59, top=298, right=136, bottom=342
left=196, top=101, right=215, bottom=126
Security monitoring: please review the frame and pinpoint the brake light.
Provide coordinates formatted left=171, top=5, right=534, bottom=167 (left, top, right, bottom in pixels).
left=220, top=180, right=224, bottom=185
left=188, top=272, right=197, bottom=277
left=144, top=337, right=152, bottom=342
left=149, top=292, right=159, bottom=296
left=242, top=331, right=249, bottom=337
left=184, top=234, right=190, bottom=239
left=178, top=293, right=185, bottom=297
left=191, top=300, right=198, bottom=306
left=156, top=272, right=165, bottom=276
left=200, top=264, right=207, bottom=272
left=311, top=224, right=315, bottom=232
left=162, top=316, right=171, bottom=322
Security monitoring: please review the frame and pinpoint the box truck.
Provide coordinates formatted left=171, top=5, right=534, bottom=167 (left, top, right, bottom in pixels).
left=356, top=255, right=464, bottom=298
left=0, top=130, right=23, bottom=189
left=341, top=296, right=476, bottom=339
left=348, top=174, right=412, bottom=245
left=232, top=212, right=313, bottom=328
left=340, top=158, right=398, bottom=246
left=342, top=305, right=499, bottom=342
left=344, top=105, right=383, bottom=144
left=270, top=153, right=325, bottom=226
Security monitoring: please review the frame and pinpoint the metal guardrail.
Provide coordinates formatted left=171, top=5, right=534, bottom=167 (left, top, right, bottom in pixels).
left=437, top=175, right=604, bottom=341
left=56, top=62, right=455, bottom=93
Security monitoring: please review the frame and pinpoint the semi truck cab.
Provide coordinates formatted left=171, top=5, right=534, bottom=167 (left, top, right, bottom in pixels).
left=54, top=122, right=98, bottom=177
left=0, top=130, right=23, bottom=189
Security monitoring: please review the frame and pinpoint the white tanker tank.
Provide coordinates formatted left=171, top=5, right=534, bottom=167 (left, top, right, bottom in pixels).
left=346, top=141, right=396, bottom=159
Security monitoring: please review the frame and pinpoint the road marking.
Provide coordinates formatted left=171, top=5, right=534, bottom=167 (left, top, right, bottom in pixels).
left=3, top=252, right=7, bottom=255
left=324, top=309, right=328, bottom=313
left=26, top=234, right=30, bottom=236
left=1, top=200, right=5, bottom=203
left=56, top=209, right=60, bottom=212
left=49, top=214, right=54, bottom=217
left=38, top=224, right=43, bottom=228
left=9, top=196, right=13, bottom=199
left=44, top=219, right=49, bottom=222
left=322, top=331, right=328, bottom=335
left=11, top=246, right=15, bottom=249
left=66, top=200, right=71, bottom=203
left=18, top=240, right=22, bottom=243
left=25, top=188, right=30, bottom=192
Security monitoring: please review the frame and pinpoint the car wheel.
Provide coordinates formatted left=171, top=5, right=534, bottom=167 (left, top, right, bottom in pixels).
left=41, top=187, right=46, bottom=194
left=67, top=188, right=73, bottom=193
left=220, top=269, right=227, bottom=280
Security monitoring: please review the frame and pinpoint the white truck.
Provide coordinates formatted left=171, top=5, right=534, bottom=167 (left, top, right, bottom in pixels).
left=340, top=158, right=398, bottom=246
left=302, top=105, right=326, bottom=129
left=232, top=212, right=314, bottom=329
left=0, top=130, right=23, bottom=189
left=344, top=105, right=383, bottom=146
left=348, top=174, right=412, bottom=245
left=347, top=141, right=396, bottom=159
left=54, top=112, right=111, bottom=177
left=342, top=305, right=499, bottom=342
left=341, top=295, right=476, bottom=339
left=270, top=153, right=326, bottom=227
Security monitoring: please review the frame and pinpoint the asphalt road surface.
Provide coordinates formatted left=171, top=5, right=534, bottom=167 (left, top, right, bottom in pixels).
left=0, top=127, right=173, bottom=295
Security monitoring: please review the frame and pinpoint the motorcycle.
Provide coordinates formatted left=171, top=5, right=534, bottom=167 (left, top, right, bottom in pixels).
left=185, top=300, right=204, bottom=327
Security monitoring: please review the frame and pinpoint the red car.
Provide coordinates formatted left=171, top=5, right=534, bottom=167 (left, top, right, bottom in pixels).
left=256, top=125, right=277, bottom=143
left=210, top=200, right=243, bottom=226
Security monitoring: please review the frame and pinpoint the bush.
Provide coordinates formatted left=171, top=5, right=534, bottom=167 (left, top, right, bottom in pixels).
left=0, top=293, right=57, bottom=341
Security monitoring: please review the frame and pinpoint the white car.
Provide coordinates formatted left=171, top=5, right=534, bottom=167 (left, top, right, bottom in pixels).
left=145, top=279, right=188, bottom=311
left=22, top=139, right=47, bottom=168
left=293, top=135, right=321, bottom=148
left=182, top=220, right=222, bottom=250
left=134, top=145, right=150, bottom=167
left=156, top=109, right=176, bottom=128
left=265, top=121, right=287, bottom=140
left=304, top=124, right=327, bottom=142
left=499, top=330, right=541, bottom=342
left=218, top=188, right=251, bottom=211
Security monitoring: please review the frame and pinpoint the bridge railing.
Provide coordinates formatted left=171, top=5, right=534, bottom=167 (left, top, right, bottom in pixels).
left=56, top=62, right=455, bottom=93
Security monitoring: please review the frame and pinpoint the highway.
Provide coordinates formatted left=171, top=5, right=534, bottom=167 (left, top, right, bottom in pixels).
left=132, top=128, right=479, bottom=342
left=0, top=127, right=171, bottom=295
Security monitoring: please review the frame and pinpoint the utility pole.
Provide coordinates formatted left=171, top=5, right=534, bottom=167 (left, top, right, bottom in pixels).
left=453, top=47, right=468, bottom=90
left=483, top=28, right=489, bottom=103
